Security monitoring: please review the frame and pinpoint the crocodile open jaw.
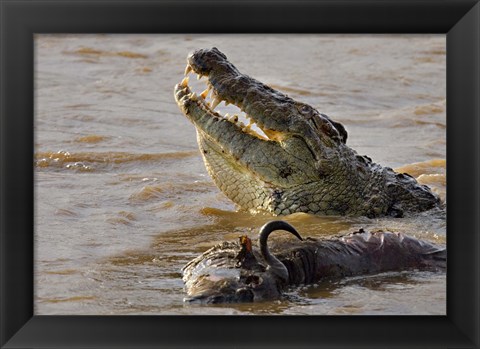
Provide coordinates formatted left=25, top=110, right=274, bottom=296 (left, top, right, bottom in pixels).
left=174, top=48, right=298, bottom=148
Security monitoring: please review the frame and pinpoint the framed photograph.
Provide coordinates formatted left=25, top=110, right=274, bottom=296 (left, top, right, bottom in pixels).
left=1, top=1, right=479, bottom=348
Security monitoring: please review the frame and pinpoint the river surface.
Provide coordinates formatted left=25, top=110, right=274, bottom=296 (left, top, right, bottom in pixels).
left=34, top=34, right=446, bottom=315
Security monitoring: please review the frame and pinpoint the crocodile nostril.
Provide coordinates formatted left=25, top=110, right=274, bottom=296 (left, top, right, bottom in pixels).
left=211, top=47, right=227, bottom=59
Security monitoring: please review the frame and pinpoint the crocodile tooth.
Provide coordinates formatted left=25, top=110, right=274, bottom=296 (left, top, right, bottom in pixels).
left=180, top=76, right=189, bottom=87
left=184, top=65, right=193, bottom=75
left=200, top=88, right=210, bottom=99
left=197, top=74, right=202, bottom=80
left=189, top=92, right=198, bottom=101
left=210, top=97, right=222, bottom=110
left=224, top=101, right=230, bottom=106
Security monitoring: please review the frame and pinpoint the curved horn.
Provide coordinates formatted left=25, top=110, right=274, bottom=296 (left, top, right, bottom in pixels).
left=258, top=221, right=303, bottom=282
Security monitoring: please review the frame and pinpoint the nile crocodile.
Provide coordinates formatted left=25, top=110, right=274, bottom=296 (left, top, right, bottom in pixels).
left=174, top=48, right=441, bottom=217
left=182, top=220, right=446, bottom=304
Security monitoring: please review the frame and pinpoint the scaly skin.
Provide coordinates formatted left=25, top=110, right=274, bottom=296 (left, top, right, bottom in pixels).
left=174, top=48, right=441, bottom=217
left=182, top=221, right=446, bottom=304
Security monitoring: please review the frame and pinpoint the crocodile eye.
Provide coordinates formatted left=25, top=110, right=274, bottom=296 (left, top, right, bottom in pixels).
left=300, top=105, right=310, bottom=114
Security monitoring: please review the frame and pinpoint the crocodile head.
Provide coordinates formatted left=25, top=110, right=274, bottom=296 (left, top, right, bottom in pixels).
left=174, top=48, right=440, bottom=217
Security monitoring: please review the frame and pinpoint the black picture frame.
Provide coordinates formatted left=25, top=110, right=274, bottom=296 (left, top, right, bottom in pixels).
left=1, top=1, right=479, bottom=348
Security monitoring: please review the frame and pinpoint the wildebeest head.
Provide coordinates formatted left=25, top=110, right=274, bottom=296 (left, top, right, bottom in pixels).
left=181, top=221, right=303, bottom=304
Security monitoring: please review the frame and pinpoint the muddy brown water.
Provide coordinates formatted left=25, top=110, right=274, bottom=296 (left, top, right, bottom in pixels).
left=34, top=34, right=446, bottom=315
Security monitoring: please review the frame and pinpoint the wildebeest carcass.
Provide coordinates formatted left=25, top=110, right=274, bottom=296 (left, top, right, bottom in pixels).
left=181, top=221, right=446, bottom=304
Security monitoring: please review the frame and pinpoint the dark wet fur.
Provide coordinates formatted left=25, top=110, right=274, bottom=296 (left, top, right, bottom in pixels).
left=182, top=225, right=446, bottom=304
